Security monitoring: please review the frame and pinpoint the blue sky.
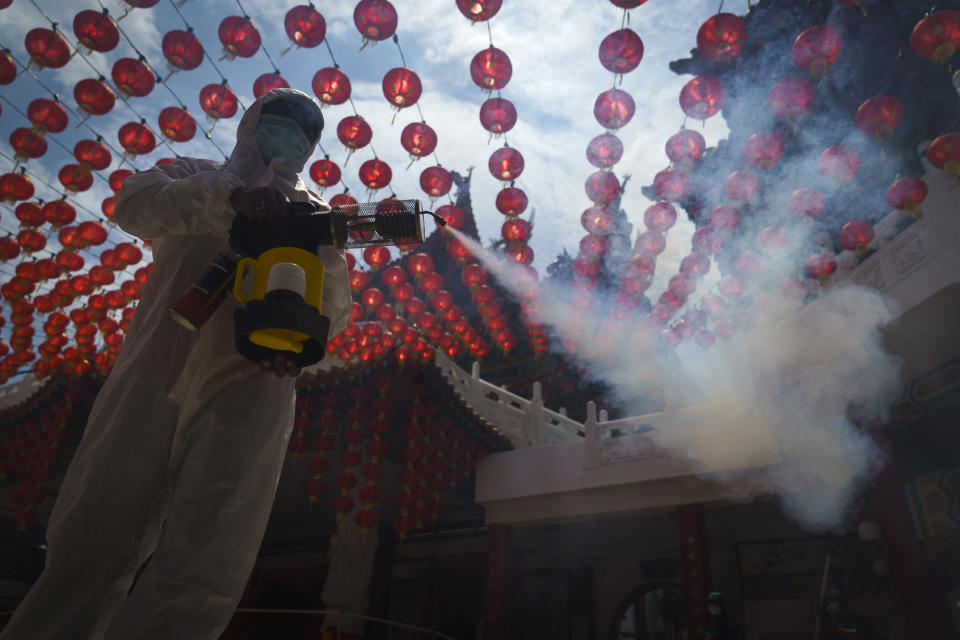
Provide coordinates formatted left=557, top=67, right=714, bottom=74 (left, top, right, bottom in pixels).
left=0, top=0, right=739, bottom=290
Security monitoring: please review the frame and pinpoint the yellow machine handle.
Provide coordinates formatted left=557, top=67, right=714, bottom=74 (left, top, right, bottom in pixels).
left=233, top=257, right=256, bottom=304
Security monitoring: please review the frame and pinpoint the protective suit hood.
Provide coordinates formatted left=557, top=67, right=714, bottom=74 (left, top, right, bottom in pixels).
left=223, top=88, right=323, bottom=189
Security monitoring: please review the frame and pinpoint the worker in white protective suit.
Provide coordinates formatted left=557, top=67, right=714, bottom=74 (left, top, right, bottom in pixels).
left=0, top=89, right=350, bottom=640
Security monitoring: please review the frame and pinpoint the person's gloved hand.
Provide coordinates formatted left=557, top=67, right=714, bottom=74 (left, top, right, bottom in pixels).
left=261, top=352, right=301, bottom=378
left=229, top=186, right=290, bottom=223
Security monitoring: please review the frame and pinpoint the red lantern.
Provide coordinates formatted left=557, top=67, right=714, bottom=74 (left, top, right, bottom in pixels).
left=456, top=0, right=501, bottom=21
left=697, top=13, right=746, bottom=62
left=743, top=131, right=785, bottom=171
left=505, top=243, right=534, bottom=265
left=854, top=95, right=903, bottom=142
left=679, top=76, right=724, bottom=120
left=885, top=177, right=927, bottom=215
left=253, top=73, right=289, bottom=99
left=925, top=132, right=960, bottom=178
left=496, top=187, right=527, bottom=216
left=312, top=67, right=351, bottom=106
left=805, top=254, right=838, bottom=281
left=116, top=242, right=143, bottom=265
left=680, top=252, right=710, bottom=277
left=118, top=122, right=156, bottom=156
left=16, top=202, right=45, bottom=227
left=594, top=88, right=635, bottom=130
left=758, top=226, right=788, bottom=254
left=582, top=206, right=614, bottom=235
left=109, top=169, right=133, bottom=192
left=910, top=10, right=960, bottom=68
left=598, top=28, right=644, bottom=74
left=27, top=98, right=69, bottom=134
left=363, top=247, right=391, bottom=270
left=789, top=187, right=825, bottom=218
left=488, top=146, right=524, bottom=181
left=358, top=158, right=392, bottom=191
left=25, top=28, right=70, bottom=70
left=585, top=171, right=620, bottom=205
left=121, top=0, right=160, bottom=8
left=665, top=129, right=705, bottom=166
left=420, top=166, right=452, bottom=198
left=330, top=192, right=358, bottom=208
left=768, top=77, right=815, bottom=121
left=157, top=107, right=196, bottom=143
left=818, top=145, right=860, bottom=183
left=309, top=158, right=341, bottom=188
left=16, top=229, right=45, bottom=253
left=400, top=122, right=437, bottom=159
left=611, top=0, right=648, bottom=6
left=284, top=5, right=326, bottom=49
left=383, top=67, right=422, bottom=110
left=75, top=77, right=115, bottom=117
left=792, top=26, right=843, bottom=78
left=74, top=139, right=111, bottom=170
left=709, top=205, right=741, bottom=232
left=502, top=218, right=531, bottom=243
left=0, top=173, right=34, bottom=203
left=218, top=16, right=261, bottom=59
left=354, top=0, right=398, bottom=43
left=337, top=115, right=373, bottom=154
left=586, top=133, right=624, bottom=169
left=479, top=97, right=517, bottom=136
left=580, top=234, right=608, bottom=259
left=436, top=204, right=464, bottom=230
left=470, top=46, right=512, bottom=91
left=162, top=29, right=204, bottom=72
left=722, top=170, right=760, bottom=205
left=199, top=84, right=239, bottom=120
left=59, top=225, right=82, bottom=249
left=59, top=165, right=94, bottom=193
left=44, top=200, right=75, bottom=226
left=644, top=202, right=677, bottom=232
left=73, top=10, right=119, bottom=53
left=408, top=253, right=434, bottom=277
left=653, top=168, right=690, bottom=202
left=10, top=128, right=47, bottom=161
left=112, top=58, right=155, bottom=98
left=78, top=221, right=108, bottom=246
left=0, top=237, right=20, bottom=261
left=838, top=220, right=874, bottom=255
left=0, top=50, right=16, bottom=85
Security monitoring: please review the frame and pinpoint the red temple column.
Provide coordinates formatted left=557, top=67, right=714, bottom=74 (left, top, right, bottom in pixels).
left=872, top=433, right=958, bottom=639
left=677, top=503, right=711, bottom=639
left=484, top=523, right=511, bottom=640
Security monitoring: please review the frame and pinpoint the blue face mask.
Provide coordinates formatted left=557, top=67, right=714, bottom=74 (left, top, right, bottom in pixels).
left=255, top=114, right=311, bottom=167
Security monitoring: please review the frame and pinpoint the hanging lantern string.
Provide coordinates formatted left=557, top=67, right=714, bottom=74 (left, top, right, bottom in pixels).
left=391, top=33, right=447, bottom=171
left=25, top=1, right=164, bottom=145
left=91, top=0, right=229, bottom=161
left=165, top=0, right=247, bottom=113
left=234, top=0, right=281, bottom=74
left=0, top=41, right=144, bottom=174
left=0, top=204, right=142, bottom=292
left=0, top=92, right=135, bottom=194
left=0, top=150, right=141, bottom=247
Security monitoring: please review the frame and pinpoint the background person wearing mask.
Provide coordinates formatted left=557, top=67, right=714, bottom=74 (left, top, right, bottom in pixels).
left=0, top=89, right=350, bottom=640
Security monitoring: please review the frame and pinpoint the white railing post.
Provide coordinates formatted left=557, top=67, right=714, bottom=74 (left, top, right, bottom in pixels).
left=599, top=408, right=608, bottom=423
left=583, top=401, right=599, bottom=471
left=520, top=381, right=546, bottom=446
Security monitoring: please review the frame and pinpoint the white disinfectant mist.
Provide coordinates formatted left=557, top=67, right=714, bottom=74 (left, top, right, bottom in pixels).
left=446, top=226, right=902, bottom=531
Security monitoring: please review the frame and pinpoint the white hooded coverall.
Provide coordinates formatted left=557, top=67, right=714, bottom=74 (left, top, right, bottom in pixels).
left=0, top=89, right=350, bottom=640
